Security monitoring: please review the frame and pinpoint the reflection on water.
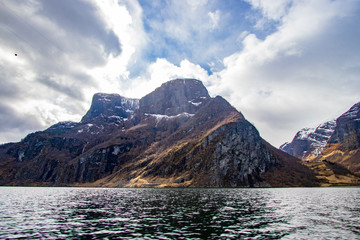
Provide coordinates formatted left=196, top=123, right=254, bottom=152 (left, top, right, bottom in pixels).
left=0, top=187, right=359, bottom=239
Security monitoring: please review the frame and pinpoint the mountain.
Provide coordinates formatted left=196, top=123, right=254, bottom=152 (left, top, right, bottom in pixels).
left=280, top=120, right=336, bottom=159
left=280, top=102, right=360, bottom=186
left=316, top=102, right=360, bottom=176
left=0, top=79, right=318, bottom=187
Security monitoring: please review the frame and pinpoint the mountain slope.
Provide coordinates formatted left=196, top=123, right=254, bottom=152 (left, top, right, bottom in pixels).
left=0, top=79, right=319, bottom=187
left=280, top=102, right=360, bottom=186
left=315, top=102, right=360, bottom=177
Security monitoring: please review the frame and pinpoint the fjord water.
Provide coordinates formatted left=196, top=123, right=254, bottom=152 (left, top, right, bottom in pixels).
left=0, top=187, right=359, bottom=239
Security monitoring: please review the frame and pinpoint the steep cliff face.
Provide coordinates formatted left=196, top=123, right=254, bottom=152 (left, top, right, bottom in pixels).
left=0, top=79, right=319, bottom=187
left=139, top=79, right=210, bottom=116
left=81, top=93, right=139, bottom=123
left=328, top=102, right=360, bottom=148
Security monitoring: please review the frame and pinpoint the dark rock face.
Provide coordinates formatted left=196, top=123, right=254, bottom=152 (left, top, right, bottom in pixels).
left=82, top=93, right=139, bottom=122
left=139, top=79, right=210, bottom=115
left=329, top=102, right=360, bottom=149
left=0, top=78, right=319, bottom=187
left=199, top=120, right=276, bottom=186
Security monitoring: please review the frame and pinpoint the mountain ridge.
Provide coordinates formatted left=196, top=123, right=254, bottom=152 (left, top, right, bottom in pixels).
left=0, top=78, right=318, bottom=187
left=280, top=102, right=360, bottom=186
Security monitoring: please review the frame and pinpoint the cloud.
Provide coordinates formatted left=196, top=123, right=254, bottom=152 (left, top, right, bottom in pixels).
left=139, top=0, right=252, bottom=73
left=122, top=58, right=211, bottom=98
left=0, top=103, right=43, bottom=143
left=246, top=0, right=292, bottom=21
left=0, top=0, right=128, bottom=143
left=211, top=0, right=360, bottom=146
left=208, top=10, right=221, bottom=30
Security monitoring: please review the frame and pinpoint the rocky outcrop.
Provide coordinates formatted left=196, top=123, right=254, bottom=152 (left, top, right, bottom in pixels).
left=0, top=78, right=319, bottom=187
left=81, top=93, right=139, bottom=123
left=139, top=79, right=210, bottom=115
left=195, top=120, right=276, bottom=187
left=328, top=102, right=360, bottom=149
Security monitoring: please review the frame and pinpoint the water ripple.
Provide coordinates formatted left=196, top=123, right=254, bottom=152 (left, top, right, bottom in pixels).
left=0, top=187, right=359, bottom=239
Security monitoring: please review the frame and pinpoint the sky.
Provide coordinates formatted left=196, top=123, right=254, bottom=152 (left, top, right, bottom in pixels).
left=0, top=0, right=359, bottom=147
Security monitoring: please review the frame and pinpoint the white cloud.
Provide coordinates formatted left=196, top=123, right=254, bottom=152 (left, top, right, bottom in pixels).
left=89, top=0, right=147, bottom=95
left=208, top=10, right=220, bottom=30
left=212, top=0, right=360, bottom=146
left=246, top=0, right=292, bottom=21
left=123, top=58, right=211, bottom=98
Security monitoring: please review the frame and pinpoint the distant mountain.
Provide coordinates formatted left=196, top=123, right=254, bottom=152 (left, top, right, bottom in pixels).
left=280, top=120, right=336, bottom=159
left=0, top=79, right=318, bottom=187
left=280, top=102, right=360, bottom=186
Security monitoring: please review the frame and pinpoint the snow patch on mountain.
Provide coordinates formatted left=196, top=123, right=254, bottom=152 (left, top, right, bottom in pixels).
left=121, top=98, right=139, bottom=109
left=188, top=100, right=202, bottom=106
left=145, top=112, right=195, bottom=126
left=145, top=112, right=195, bottom=121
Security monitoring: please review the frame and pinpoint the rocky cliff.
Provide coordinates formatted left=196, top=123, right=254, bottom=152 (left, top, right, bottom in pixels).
left=0, top=78, right=318, bottom=187
left=81, top=93, right=139, bottom=123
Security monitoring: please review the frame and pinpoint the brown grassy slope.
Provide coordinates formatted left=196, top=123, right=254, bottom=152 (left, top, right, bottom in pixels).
left=303, top=142, right=360, bottom=186
left=303, top=159, right=360, bottom=187
left=315, top=143, right=360, bottom=176
left=262, top=141, right=320, bottom=187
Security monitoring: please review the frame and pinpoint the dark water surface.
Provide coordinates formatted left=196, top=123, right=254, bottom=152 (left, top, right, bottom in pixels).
left=0, top=187, right=359, bottom=239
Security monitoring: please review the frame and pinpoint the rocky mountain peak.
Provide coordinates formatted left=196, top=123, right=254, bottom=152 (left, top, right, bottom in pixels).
left=340, top=102, right=360, bottom=121
left=81, top=93, right=139, bottom=123
left=139, top=78, right=210, bottom=116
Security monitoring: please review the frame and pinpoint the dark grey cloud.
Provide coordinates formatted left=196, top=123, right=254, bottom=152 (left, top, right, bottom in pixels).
left=37, top=0, right=121, bottom=57
left=0, top=66, right=21, bottom=99
left=0, top=103, right=43, bottom=132
left=0, top=0, right=120, bottom=69
left=37, top=75, right=84, bottom=100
